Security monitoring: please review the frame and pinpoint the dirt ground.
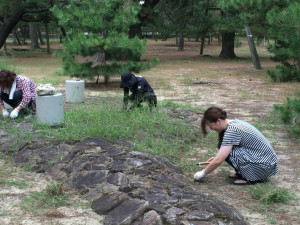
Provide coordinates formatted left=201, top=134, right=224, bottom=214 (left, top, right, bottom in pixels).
left=1, top=39, right=300, bottom=224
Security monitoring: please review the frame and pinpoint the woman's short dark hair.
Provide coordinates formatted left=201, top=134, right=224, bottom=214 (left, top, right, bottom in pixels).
left=0, top=70, right=16, bottom=89
left=201, top=106, right=227, bottom=136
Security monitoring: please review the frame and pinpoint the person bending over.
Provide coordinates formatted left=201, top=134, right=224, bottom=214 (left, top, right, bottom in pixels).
left=0, top=70, right=37, bottom=118
left=120, top=70, right=157, bottom=110
left=194, top=106, right=278, bottom=185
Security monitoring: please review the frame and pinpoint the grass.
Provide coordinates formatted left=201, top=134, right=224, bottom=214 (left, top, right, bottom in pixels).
left=19, top=181, right=70, bottom=214
left=0, top=178, right=28, bottom=188
left=249, top=183, right=294, bottom=205
left=31, top=100, right=201, bottom=163
left=0, top=54, right=18, bottom=73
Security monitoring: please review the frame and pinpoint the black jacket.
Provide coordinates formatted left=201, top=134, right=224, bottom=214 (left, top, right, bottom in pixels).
left=122, top=76, right=155, bottom=106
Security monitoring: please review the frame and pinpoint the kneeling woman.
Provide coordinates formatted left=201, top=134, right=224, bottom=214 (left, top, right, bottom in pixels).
left=0, top=70, right=37, bottom=118
left=194, top=106, right=278, bottom=185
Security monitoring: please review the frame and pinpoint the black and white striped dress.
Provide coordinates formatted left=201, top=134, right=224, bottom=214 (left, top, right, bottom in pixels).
left=221, top=119, right=278, bottom=181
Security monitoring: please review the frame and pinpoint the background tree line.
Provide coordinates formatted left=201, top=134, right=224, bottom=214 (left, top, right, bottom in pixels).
left=0, top=0, right=299, bottom=138
left=0, top=0, right=299, bottom=82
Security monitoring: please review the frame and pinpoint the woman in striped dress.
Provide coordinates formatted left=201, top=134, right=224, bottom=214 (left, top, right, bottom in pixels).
left=194, top=106, right=278, bottom=185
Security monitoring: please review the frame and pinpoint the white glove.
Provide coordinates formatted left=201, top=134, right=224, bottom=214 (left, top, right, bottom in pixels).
left=2, top=109, right=9, bottom=117
left=194, top=170, right=206, bottom=181
left=10, top=108, right=19, bottom=118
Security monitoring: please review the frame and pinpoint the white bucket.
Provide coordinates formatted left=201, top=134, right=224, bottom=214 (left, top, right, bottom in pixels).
left=65, top=80, right=85, bottom=103
left=36, top=93, right=64, bottom=126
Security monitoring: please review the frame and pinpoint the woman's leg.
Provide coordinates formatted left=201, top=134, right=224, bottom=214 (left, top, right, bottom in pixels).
left=225, top=156, right=240, bottom=175
left=1, top=91, right=22, bottom=108
left=145, top=95, right=157, bottom=109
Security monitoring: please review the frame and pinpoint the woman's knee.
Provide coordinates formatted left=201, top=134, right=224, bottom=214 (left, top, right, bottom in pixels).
left=13, top=90, right=23, bottom=100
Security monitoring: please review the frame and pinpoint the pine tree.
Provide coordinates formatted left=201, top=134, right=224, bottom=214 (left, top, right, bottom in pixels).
left=52, top=0, right=156, bottom=83
left=267, top=2, right=300, bottom=82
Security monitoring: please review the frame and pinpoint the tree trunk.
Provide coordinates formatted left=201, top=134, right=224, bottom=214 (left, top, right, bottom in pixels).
left=0, top=7, right=25, bottom=49
left=219, top=32, right=236, bottom=59
left=200, top=34, right=205, bottom=55
left=177, top=33, right=184, bottom=51
left=129, top=24, right=142, bottom=38
left=4, top=41, right=7, bottom=52
left=128, top=0, right=160, bottom=38
left=45, top=21, right=50, bottom=54
left=37, top=24, right=44, bottom=45
left=21, top=26, right=27, bottom=44
left=29, top=22, right=39, bottom=49
left=245, top=25, right=262, bottom=70
left=12, top=31, right=21, bottom=45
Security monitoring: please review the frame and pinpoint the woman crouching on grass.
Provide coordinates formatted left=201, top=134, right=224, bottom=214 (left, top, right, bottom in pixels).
left=194, top=106, right=278, bottom=185
left=0, top=70, right=37, bottom=119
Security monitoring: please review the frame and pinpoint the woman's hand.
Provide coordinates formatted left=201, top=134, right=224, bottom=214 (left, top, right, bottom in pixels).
left=2, top=109, right=9, bottom=117
left=10, top=108, right=19, bottom=118
left=194, top=169, right=206, bottom=181
left=206, top=157, right=215, bottom=162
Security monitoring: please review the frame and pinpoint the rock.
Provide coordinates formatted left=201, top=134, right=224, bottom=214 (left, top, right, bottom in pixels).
left=103, top=199, right=149, bottom=225
left=142, top=210, right=163, bottom=225
left=72, top=170, right=109, bottom=188
left=185, top=210, right=214, bottom=221
left=91, top=192, right=129, bottom=214
left=163, top=207, right=185, bottom=225
left=127, top=158, right=151, bottom=167
left=107, top=160, right=132, bottom=172
left=13, top=137, right=247, bottom=225
left=107, top=172, right=128, bottom=186
left=86, top=183, right=119, bottom=200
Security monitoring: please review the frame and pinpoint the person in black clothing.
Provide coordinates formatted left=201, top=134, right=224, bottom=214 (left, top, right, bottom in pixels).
left=120, top=70, right=157, bottom=110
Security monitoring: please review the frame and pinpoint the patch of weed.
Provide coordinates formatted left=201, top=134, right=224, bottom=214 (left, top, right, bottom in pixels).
left=0, top=210, right=12, bottom=217
left=263, top=215, right=277, bottom=224
left=19, top=181, right=70, bottom=214
left=160, top=100, right=205, bottom=113
left=249, top=183, right=294, bottom=205
left=0, top=179, right=28, bottom=188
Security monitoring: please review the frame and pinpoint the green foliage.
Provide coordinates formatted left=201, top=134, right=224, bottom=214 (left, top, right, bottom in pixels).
left=144, top=0, right=213, bottom=41
left=274, top=93, right=300, bottom=139
left=51, top=0, right=155, bottom=82
left=250, top=183, right=294, bottom=205
left=268, top=64, right=300, bottom=82
left=267, top=2, right=300, bottom=82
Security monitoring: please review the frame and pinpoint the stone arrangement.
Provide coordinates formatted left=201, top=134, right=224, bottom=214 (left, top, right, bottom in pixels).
left=14, top=137, right=247, bottom=225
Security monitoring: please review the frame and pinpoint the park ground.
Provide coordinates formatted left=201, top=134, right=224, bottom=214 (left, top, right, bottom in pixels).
left=0, top=38, right=300, bottom=224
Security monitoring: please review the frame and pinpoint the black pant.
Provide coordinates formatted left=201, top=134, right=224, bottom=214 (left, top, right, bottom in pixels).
left=225, top=156, right=239, bottom=174
left=1, top=91, right=23, bottom=108
left=130, top=93, right=157, bottom=109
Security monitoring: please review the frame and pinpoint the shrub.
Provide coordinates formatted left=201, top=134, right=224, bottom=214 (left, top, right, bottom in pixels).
left=268, top=64, right=300, bottom=82
left=274, top=93, right=300, bottom=140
